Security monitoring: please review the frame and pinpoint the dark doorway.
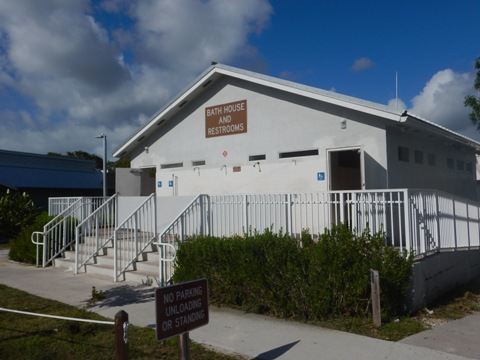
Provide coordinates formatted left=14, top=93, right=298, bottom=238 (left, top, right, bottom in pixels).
left=329, top=149, right=362, bottom=191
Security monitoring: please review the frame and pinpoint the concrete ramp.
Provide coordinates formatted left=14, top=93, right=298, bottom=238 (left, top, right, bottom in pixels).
left=156, top=195, right=196, bottom=233
left=117, top=195, right=196, bottom=234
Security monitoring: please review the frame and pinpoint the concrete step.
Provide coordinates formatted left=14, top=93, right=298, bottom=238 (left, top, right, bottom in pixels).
left=83, top=263, right=116, bottom=279
left=54, top=257, right=75, bottom=271
left=135, top=259, right=159, bottom=273
left=54, top=237, right=162, bottom=285
left=61, top=254, right=159, bottom=284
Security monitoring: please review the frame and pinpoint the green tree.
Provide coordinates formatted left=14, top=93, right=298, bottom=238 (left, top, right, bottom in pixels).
left=47, top=150, right=103, bottom=169
left=0, top=189, right=37, bottom=240
left=464, top=57, right=480, bottom=129
left=47, top=150, right=130, bottom=172
left=66, top=150, right=103, bottom=169
left=110, top=156, right=131, bottom=170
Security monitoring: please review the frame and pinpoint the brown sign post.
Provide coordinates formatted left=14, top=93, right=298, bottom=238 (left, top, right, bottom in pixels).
left=155, top=279, right=209, bottom=342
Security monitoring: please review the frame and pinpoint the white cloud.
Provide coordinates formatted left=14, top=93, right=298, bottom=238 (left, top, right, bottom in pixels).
left=408, top=69, right=479, bottom=140
left=350, top=57, right=375, bottom=72
left=132, top=0, right=272, bottom=74
left=387, top=98, right=407, bottom=110
left=0, top=0, right=273, bottom=155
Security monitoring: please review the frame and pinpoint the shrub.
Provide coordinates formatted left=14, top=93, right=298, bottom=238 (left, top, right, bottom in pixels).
left=9, top=212, right=54, bottom=264
left=173, top=225, right=413, bottom=321
left=0, top=189, right=37, bottom=240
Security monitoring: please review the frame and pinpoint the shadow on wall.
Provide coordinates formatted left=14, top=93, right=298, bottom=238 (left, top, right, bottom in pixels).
left=364, top=152, right=387, bottom=189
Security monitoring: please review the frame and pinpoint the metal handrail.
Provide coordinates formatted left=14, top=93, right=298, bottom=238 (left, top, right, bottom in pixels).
left=75, top=194, right=117, bottom=274
left=159, top=194, right=209, bottom=243
left=31, top=231, right=44, bottom=267
left=31, top=197, right=86, bottom=268
left=155, top=242, right=176, bottom=287
left=157, top=194, right=208, bottom=285
left=113, top=194, right=157, bottom=282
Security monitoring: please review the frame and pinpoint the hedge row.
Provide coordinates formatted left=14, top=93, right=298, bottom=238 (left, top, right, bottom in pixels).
left=9, top=212, right=54, bottom=264
left=173, top=225, right=413, bottom=321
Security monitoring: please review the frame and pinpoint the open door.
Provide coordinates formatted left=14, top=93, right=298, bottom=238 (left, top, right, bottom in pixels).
left=328, top=147, right=365, bottom=226
left=140, top=167, right=156, bottom=196
left=328, top=147, right=364, bottom=191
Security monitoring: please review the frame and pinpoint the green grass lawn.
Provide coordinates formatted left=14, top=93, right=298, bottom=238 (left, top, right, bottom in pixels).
left=0, top=284, right=242, bottom=360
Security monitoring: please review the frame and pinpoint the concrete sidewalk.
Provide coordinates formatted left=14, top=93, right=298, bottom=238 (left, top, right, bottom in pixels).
left=0, top=250, right=478, bottom=360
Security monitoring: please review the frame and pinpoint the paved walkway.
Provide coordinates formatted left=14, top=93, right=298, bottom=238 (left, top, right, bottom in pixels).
left=0, top=250, right=478, bottom=359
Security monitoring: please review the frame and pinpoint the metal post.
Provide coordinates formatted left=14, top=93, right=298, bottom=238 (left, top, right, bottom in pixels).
left=113, top=231, right=118, bottom=282
left=75, top=227, right=79, bottom=274
left=42, top=225, right=47, bottom=268
left=286, top=193, right=292, bottom=236
left=243, top=194, right=248, bottom=232
left=403, top=189, right=412, bottom=254
left=199, top=195, right=204, bottom=236
left=103, top=135, right=107, bottom=198
left=115, top=310, right=129, bottom=360
left=339, top=192, right=345, bottom=223
left=434, top=192, right=441, bottom=251
left=178, top=332, right=190, bottom=360
left=370, top=269, right=381, bottom=327
left=134, top=212, right=138, bottom=257
left=95, top=133, right=107, bottom=199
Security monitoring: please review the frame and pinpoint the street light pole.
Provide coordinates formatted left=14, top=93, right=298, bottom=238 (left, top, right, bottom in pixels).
left=95, top=133, right=107, bottom=198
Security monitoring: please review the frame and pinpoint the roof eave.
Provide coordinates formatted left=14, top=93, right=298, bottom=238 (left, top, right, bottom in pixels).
left=404, top=111, right=480, bottom=152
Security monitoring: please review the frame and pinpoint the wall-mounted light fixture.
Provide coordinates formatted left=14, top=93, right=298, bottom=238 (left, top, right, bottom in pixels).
left=193, top=167, right=200, bottom=176
left=253, top=161, right=261, bottom=172
left=144, top=146, right=149, bottom=153
left=220, top=165, right=227, bottom=174
left=341, top=119, right=347, bottom=129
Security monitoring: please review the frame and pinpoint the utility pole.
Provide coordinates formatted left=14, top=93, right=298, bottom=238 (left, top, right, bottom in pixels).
left=95, top=133, right=107, bottom=198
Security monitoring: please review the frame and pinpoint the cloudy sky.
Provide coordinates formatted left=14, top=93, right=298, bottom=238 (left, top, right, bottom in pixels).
left=0, top=0, right=479, bottom=159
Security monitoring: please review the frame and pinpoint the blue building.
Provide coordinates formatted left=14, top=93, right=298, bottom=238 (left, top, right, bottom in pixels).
left=0, top=149, right=108, bottom=210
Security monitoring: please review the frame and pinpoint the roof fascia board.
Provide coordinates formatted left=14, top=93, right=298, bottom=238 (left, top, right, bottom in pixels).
left=404, top=111, right=480, bottom=151
left=215, top=67, right=402, bottom=122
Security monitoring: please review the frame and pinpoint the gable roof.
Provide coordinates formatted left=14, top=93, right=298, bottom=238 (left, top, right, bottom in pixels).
left=114, top=63, right=480, bottom=157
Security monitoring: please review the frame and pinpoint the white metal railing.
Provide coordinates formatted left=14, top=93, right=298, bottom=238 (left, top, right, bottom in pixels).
left=48, top=197, right=81, bottom=216
left=157, top=189, right=480, bottom=273
left=42, top=189, right=480, bottom=284
left=114, top=194, right=157, bottom=282
left=407, top=189, right=480, bottom=255
left=75, top=194, right=117, bottom=274
left=158, top=195, right=208, bottom=285
left=48, top=197, right=104, bottom=216
left=32, top=197, right=106, bottom=267
left=206, top=191, right=407, bottom=245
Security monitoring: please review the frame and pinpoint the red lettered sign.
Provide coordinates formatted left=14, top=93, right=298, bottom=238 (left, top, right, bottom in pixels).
left=155, top=279, right=209, bottom=341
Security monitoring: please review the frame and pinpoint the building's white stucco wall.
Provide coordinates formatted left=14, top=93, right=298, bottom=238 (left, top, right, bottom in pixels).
left=386, top=125, right=478, bottom=199
left=131, top=77, right=389, bottom=196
